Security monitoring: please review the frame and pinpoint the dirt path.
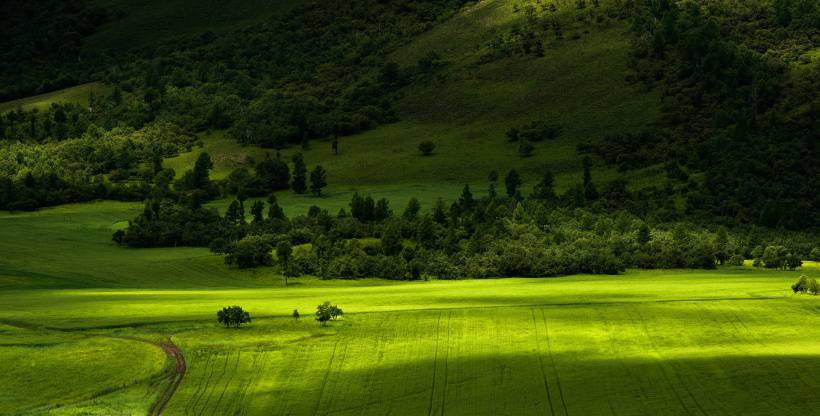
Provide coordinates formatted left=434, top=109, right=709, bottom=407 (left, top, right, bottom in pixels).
left=149, top=339, right=187, bottom=416
left=2, top=321, right=187, bottom=414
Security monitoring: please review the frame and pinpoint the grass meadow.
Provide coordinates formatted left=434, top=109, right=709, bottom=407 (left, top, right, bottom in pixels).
left=165, top=1, right=663, bottom=195
left=1, top=201, right=819, bottom=415
left=0, top=83, right=108, bottom=113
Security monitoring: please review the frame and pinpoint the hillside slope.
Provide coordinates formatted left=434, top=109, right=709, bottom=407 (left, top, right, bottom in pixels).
left=166, top=0, right=661, bottom=196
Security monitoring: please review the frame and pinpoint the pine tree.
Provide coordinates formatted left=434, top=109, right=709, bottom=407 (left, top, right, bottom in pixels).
left=458, top=184, right=474, bottom=210
left=309, top=165, right=327, bottom=196
left=225, top=200, right=242, bottom=224
left=403, top=197, right=421, bottom=220
left=291, top=153, right=307, bottom=194
left=505, top=169, right=521, bottom=198
left=266, top=195, right=285, bottom=220
left=251, top=201, right=265, bottom=223
left=432, top=197, right=448, bottom=224
left=374, top=198, right=392, bottom=221
left=531, top=168, right=555, bottom=200
left=582, top=157, right=598, bottom=201
left=488, top=171, right=498, bottom=198
left=193, top=152, right=213, bottom=189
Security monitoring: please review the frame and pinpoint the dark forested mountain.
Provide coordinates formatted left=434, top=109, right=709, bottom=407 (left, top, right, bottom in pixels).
left=0, top=0, right=818, bottom=231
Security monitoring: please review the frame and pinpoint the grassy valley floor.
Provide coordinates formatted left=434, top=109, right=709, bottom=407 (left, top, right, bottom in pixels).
left=1, top=200, right=819, bottom=415
left=1, top=270, right=819, bottom=415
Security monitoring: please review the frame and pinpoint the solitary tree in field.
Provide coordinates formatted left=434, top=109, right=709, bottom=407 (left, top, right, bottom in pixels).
left=316, top=300, right=334, bottom=326
left=217, top=306, right=251, bottom=328
left=791, top=275, right=808, bottom=293
left=277, top=240, right=293, bottom=285
left=310, top=165, right=327, bottom=196
left=418, top=140, right=435, bottom=156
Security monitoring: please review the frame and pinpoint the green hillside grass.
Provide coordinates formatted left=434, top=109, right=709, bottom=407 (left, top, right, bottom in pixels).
left=0, top=328, right=166, bottom=415
left=85, top=0, right=304, bottom=52
left=0, top=82, right=107, bottom=113
left=164, top=2, right=662, bottom=202
left=2, top=269, right=818, bottom=414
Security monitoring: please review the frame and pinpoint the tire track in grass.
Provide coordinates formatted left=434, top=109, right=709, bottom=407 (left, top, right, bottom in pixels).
left=439, top=310, right=451, bottom=416
left=723, top=304, right=802, bottom=414
left=649, top=305, right=709, bottom=416
left=540, top=309, right=569, bottom=416
left=312, top=341, right=339, bottom=416
left=189, top=352, right=218, bottom=415
left=211, top=350, right=241, bottom=416
left=197, top=352, right=230, bottom=416
left=230, top=353, right=260, bottom=416
left=185, top=352, right=214, bottom=416
left=427, top=311, right=443, bottom=416
left=531, top=309, right=556, bottom=416
left=599, top=306, right=650, bottom=415
left=626, top=306, right=694, bottom=416
left=322, top=342, right=349, bottom=413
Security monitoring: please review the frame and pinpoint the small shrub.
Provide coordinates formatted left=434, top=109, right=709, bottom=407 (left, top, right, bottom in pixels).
left=791, top=275, right=808, bottom=293
left=809, top=278, right=819, bottom=296
left=518, top=141, right=534, bottom=157
left=727, top=254, right=744, bottom=266
left=418, top=141, right=435, bottom=156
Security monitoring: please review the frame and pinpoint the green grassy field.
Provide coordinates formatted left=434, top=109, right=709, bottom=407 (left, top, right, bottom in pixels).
left=1, top=201, right=820, bottom=415
left=2, top=270, right=819, bottom=415
left=0, top=83, right=107, bottom=113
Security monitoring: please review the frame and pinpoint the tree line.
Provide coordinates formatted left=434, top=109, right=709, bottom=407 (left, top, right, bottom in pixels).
left=115, top=158, right=820, bottom=280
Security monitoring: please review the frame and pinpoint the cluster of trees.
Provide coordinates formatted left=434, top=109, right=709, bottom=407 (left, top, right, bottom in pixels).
left=750, top=245, right=803, bottom=270
left=480, top=0, right=625, bottom=63
left=0, top=122, right=194, bottom=210
left=93, top=1, right=467, bottom=145
left=506, top=119, right=562, bottom=157
left=614, top=0, right=820, bottom=229
left=0, top=103, right=94, bottom=142
left=117, top=160, right=819, bottom=280
left=0, top=0, right=109, bottom=100
left=1, top=0, right=466, bottom=212
left=223, top=153, right=327, bottom=198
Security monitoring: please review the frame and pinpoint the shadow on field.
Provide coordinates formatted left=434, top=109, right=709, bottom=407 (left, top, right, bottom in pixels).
left=236, top=353, right=820, bottom=416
